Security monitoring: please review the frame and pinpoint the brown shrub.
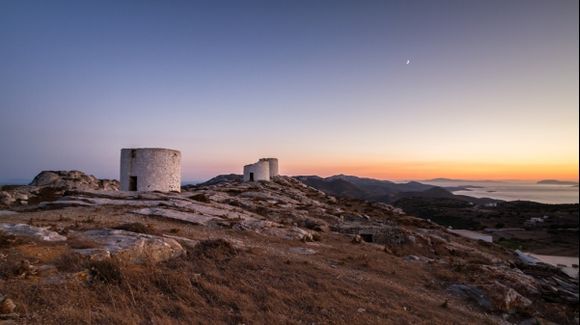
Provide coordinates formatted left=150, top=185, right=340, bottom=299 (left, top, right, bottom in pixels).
left=81, top=216, right=96, bottom=224
left=225, top=199, right=242, bottom=207
left=226, top=189, right=243, bottom=195
left=66, top=237, right=99, bottom=249
left=254, top=206, right=270, bottom=216
left=53, top=251, right=86, bottom=273
left=190, top=193, right=210, bottom=203
left=188, top=239, right=238, bottom=262
left=0, top=231, right=17, bottom=248
left=113, top=222, right=161, bottom=236
left=432, top=266, right=459, bottom=284
left=0, top=258, right=28, bottom=278
left=88, top=259, right=124, bottom=285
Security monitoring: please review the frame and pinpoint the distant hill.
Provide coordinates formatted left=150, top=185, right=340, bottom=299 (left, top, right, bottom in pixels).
left=295, top=174, right=436, bottom=202
left=294, top=174, right=498, bottom=204
left=194, top=174, right=242, bottom=187
left=442, top=185, right=484, bottom=191
left=294, top=174, right=509, bottom=229
left=537, top=179, right=579, bottom=185
left=198, top=173, right=501, bottom=205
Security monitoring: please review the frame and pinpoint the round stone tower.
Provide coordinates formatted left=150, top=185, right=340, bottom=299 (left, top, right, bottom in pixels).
left=243, top=160, right=270, bottom=182
left=120, top=148, right=181, bottom=192
left=259, top=158, right=279, bottom=178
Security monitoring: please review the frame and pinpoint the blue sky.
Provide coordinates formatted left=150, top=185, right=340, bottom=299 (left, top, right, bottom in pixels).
left=1, top=0, right=578, bottom=182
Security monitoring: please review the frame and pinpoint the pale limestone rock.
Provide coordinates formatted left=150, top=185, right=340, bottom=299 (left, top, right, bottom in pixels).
left=0, top=223, right=66, bottom=241
left=132, top=207, right=219, bottom=226
left=73, top=229, right=184, bottom=264
left=30, top=170, right=119, bottom=191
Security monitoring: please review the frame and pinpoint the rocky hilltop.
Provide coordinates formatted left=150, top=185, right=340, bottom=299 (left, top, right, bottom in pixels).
left=0, top=172, right=577, bottom=324
left=29, top=170, right=119, bottom=190
left=0, top=170, right=119, bottom=207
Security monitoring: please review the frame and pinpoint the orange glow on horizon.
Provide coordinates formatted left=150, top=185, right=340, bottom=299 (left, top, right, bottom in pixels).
left=282, top=160, right=579, bottom=181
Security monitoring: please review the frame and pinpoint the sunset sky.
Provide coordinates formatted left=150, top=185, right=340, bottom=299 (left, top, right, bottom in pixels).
left=0, top=1, right=578, bottom=182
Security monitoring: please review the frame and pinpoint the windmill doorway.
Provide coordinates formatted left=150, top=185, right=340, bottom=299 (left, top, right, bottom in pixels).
left=129, top=176, right=137, bottom=191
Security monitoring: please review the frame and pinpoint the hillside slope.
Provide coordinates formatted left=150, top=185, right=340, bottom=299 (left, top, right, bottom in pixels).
left=0, top=172, right=577, bottom=324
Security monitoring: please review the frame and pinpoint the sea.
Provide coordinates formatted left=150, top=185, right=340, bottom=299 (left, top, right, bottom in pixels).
left=422, top=180, right=579, bottom=204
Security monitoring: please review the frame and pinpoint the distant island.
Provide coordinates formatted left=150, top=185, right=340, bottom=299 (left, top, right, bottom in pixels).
left=537, top=179, right=579, bottom=185
left=424, top=178, right=503, bottom=183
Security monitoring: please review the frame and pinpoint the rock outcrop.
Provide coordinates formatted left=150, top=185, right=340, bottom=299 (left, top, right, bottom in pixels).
left=29, top=170, right=119, bottom=191
left=71, top=229, right=185, bottom=264
left=0, top=223, right=67, bottom=241
left=0, top=170, right=119, bottom=208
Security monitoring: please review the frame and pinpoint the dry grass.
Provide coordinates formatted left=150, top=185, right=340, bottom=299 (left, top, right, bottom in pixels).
left=0, top=234, right=500, bottom=325
left=52, top=251, right=86, bottom=273
left=0, top=258, right=29, bottom=278
left=88, top=259, right=124, bottom=285
left=0, top=231, right=18, bottom=248
left=188, top=239, right=237, bottom=261
left=0, top=204, right=574, bottom=324
left=66, top=237, right=99, bottom=249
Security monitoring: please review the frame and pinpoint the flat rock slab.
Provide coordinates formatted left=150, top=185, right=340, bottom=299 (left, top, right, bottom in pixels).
left=289, top=247, right=317, bottom=255
left=66, top=197, right=166, bottom=207
left=0, top=223, right=67, bottom=241
left=133, top=207, right=221, bottom=226
left=0, top=210, right=18, bottom=216
left=162, top=234, right=200, bottom=249
left=449, top=229, right=493, bottom=243
left=73, top=229, right=184, bottom=264
left=447, top=284, right=492, bottom=311
left=39, top=200, right=95, bottom=208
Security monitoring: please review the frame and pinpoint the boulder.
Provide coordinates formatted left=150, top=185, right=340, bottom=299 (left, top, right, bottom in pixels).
left=30, top=171, right=62, bottom=186
left=72, top=229, right=184, bottom=264
left=483, top=281, right=532, bottom=313
left=447, top=284, right=493, bottom=311
left=515, top=250, right=542, bottom=266
left=0, top=192, right=15, bottom=206
left=99, top=179, right=120, bottom=191
left=478, top=265, right=539, bottom=295
left=261, top=226, right=314, bottom=241
left=301, top=217, right=329, bottom=232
